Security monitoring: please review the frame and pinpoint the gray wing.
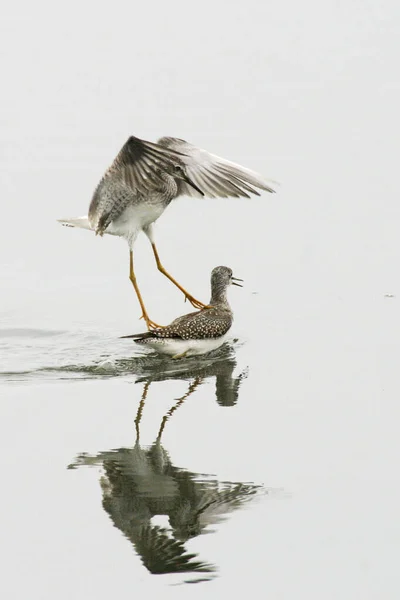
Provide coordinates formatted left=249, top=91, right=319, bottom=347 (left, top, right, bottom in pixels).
left=157, top=136, right=276, bottom=199
left=88, top=136, right=186, bottom=233
left=103, top=135, right=185, bottom=193
left=151, top=308, right=233, bottom=340
left=89, top=179, right=136, bottom=234
left=135, top=525, right=214, bottom=574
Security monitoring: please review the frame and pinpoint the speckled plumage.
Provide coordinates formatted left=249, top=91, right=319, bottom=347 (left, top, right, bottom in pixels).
left=140, top=305, right=233, bottom=341
left=138, top=267, right=234, bottom=340
left=58, top=134, right=271, bottom=330
left=125, top=266, right=241, bottom=357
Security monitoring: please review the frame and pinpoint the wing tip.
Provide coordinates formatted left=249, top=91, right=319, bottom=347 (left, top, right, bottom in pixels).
left=259, top=180, right=279, bottom=194
left=120, top=333, right=146, bottom=339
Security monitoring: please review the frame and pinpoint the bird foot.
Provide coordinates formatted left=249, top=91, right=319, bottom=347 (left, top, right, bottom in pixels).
left=184, top=294, right=210, bottom=310
left=139, top=314, right=165, bottom=331
left=171, top=351, right=189, bottom=359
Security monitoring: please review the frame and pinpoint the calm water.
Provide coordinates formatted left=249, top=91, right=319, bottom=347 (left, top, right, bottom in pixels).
left=1, top=236, right=399, bottom=597
left=2, top=1, right=400, bottom=596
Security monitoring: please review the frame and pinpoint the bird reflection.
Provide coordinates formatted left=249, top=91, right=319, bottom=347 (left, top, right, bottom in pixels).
left=68, top=353, right=261, bottom=577
left=120, top=341, right=248, bottom=407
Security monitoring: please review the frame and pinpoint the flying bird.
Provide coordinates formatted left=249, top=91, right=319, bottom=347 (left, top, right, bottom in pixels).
left=58, top=135, right=274, bottom=329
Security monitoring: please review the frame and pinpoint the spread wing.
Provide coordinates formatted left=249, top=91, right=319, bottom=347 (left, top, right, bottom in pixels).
left=157, top=136, right=276, bottom=199
left=88, top=136, right=186, bottom=231
left=134, top=525, right=214, bottom=574
left=104, top=135, right=185, bottom=194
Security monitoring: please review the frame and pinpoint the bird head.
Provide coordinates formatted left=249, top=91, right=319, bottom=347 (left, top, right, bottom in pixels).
left=211, top=266, right=243, bottom=290
left=170, top=163, right=205, bottom=196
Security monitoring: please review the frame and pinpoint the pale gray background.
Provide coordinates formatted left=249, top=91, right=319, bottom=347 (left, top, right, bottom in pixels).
left=1, top=0, right=400, bottom=597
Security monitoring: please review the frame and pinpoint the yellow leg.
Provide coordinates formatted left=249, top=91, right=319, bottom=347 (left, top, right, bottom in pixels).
left=151, top=243, right=209, bottom=310
left=171, top=350, right=189, bottom=360
left=129, top=251, right=163, bottom=330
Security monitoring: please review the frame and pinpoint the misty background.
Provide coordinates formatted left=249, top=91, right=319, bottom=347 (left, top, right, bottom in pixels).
left=1, top=0, right=399, bottom=598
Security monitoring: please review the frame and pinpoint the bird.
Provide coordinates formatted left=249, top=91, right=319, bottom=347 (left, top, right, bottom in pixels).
left=121, top=266, right=242, bottom=359
left=68, top=374, right=261, bottom=576
left=58, top=135, right=274, bottom=330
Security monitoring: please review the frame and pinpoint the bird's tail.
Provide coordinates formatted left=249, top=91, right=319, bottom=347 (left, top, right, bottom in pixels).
left=57, top=216, right=93, bottom=231
left=120, top=332, right=154, bottom=340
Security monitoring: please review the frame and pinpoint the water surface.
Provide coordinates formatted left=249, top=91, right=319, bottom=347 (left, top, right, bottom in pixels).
left=2, top=1, right=400, bottom=596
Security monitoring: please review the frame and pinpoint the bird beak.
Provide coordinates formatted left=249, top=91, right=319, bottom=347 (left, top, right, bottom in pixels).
left=231, top=276, right=243, bottom=287
left=181, top=173, right=205, bottom=196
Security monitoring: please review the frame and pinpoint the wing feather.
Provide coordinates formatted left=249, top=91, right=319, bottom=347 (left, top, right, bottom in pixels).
left=150, top=308, right=232, bottom=340
left=157, top=137, right=275, bottom=198
left=89, top=134, right=275, bottom=232
left=89, top=136, right=184, bottom=228
left=106, top=136, right=183, bottom=195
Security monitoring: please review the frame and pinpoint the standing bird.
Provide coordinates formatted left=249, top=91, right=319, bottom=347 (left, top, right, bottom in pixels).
left=58, top=135, right=274, bottom=329
left=122, top=266, right=242, bottom=359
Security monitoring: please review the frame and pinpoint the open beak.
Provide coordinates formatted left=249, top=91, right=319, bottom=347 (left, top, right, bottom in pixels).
left=231, top=276, right=243, bottom=287
left=182, top=173, right=205, bottom=196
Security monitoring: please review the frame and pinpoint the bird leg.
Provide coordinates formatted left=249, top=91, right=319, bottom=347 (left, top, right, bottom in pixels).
left=171, top=350, right=189, bottom=360
left=134, top=381, right=150, bottom=444
left=151, top=243, right=209, bottom=309
left=156, top=377, right=203, bottom=441
left=129, top=251, right=163, bottom=330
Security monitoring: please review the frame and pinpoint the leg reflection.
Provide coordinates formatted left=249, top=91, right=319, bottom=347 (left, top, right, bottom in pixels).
left=68, top=373, right=261, bottom=578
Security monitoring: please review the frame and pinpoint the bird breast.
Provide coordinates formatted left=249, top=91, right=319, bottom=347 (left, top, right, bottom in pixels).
left=110, top=200, right=167, bottom=237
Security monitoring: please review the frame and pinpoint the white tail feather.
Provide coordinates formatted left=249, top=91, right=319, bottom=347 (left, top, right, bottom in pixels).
left=57, top=216, right=93, bottom=231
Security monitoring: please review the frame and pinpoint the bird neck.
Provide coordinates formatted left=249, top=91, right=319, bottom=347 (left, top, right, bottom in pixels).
left=209, top=287, right=230, bottom=307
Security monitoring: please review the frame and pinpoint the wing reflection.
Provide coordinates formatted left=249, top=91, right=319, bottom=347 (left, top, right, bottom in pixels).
left=69, top=354, right=261, bottom=577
